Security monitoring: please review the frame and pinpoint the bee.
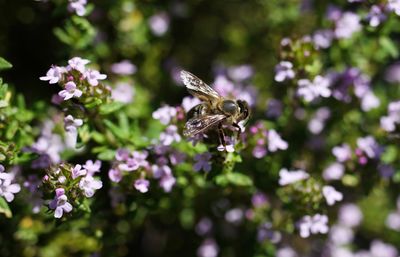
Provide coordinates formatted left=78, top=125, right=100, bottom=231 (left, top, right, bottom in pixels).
left=180, top=70, right=250, bottom=146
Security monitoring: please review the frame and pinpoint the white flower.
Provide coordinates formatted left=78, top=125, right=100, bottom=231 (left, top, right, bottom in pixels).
left=278, top=168, right=309, bottom=186
left=298, top=214, right=329, bottom=238
left=297, top=75, right=331, bottom=102
left=322, top=185, right=343, bottom=206
left=268, top=129, right=288, bottom=152
left=388, top=0, right=400, bottom=16
left=40, top=66, right=66, bottom=84
left=79, top=175, right=102, bottom=197
left=152, top=105, right=177, bottom=125
left=335, top=12, right=361, bottom=39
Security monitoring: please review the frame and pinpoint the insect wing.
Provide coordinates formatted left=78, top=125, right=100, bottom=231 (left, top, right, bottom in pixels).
left=183, top=114, right=226, bottom=137
left=180, top=70, right=221, bottom=103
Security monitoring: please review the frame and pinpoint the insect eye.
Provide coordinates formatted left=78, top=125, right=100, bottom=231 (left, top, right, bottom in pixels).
left=222, top=100, right=237, bottom=114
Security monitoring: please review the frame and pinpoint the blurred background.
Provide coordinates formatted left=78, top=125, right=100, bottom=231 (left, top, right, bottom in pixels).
left=0, top=0, right=318, bottom=106
left=2, top=1, right=400, bottom=257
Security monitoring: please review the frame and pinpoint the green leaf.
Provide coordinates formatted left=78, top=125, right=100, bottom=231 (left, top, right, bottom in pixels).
left=0, top=197, right=12, bottom=218
left=0, top=57, right=12, bottom=70
left=215, top=172, right=253, bottom=187
left=381, top=145, right=398, bottom=164
left=379, top=37, right=399, bottom=59
left=99, top=102, right=124, bottom=115
left=96, top=148, right=116, bottom=161
left=104, top=120, right=127, bottom=140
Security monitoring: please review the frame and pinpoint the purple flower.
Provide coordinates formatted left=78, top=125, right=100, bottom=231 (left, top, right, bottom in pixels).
left=197, top=238, right=219, bottom=257
left=213, top=75, right=235, bottom=96
left=152, top=105, right=177, bottom=125
left=132, top=151, right=149, bottom=167
left=385, top=62, right=400, bottom=83
left=297, top=75, right=331, bottom=102
left=64, top=115, right=83, bottom=148
left=181, top=96, right=201, bottom=112
left=152, top=164, right=172, bottom=179
left=298, top=214, right=329, bottom=238
left=388, top=0, right=400, bottom=16
left=386, top=212, right=400, bottom=231
left=31, top=131, right=64, bottom=166
left=117, top=150, right=148, bottom=172
left=334, top=12, right=361, bottom=39
left=0, top=165, right=21, bottom=202
left=327, top=5, right=343, bottom=21
left=312, top=29, right=334, bottom=49
left=23, top=175, right=43, bottom=213
left=274, top=61, right=295, bottom=82
left=356, top=136, right=382, bottom=159
left=119, top=157, right=140, bottom=171
left=252, top=145, right=267, bottom=159
left=370, top=240, right=398, bottom=257
left=159, top=125, right=181, bottom=145
left=378, top=164, right=395, bottom=178
left=68, top=0, right=87, bottom=16
left=40, top=66, right=65, bottom=84
left=67, top=57, right=90, bottom=73
left=252, top=192, right=268, bottom=207
left=308, top=107, right=331, bottom=134
left=134, top=178, right=150, bottom=193
left=116, top=148, right=130, bottom=161
left=367, top=5, right=386, bottom=27
left=265, top=99, right=283, bottom=118
left=83, top=160, right=101, bottom=176
left=84, top=69, right=107, bottom=86
left=159, top=174, right=176, bottom=192
left=332, top=144, right=352, bottom=162
left=79, top=175, right=102, bottom=197
left=193, top=153, right=212, bottom=172
left=49, top=188, right=73, bottom=218
left=212, top=74, right=257, bottom=107
left=64, top=115, right=83, bottom=132
left=110, top=60, right=137, bottom=75
left=149, top=12, right=170, bottom=36
left=169, top=150, right=186, bottom=165
left=360, top=91, right=380, bottom=111
left=268, top=129, right=288, bottom=152
left=338, top=203, right=363, bottom=227
left=195, top=217, right=213, bottom=236
left=225, top=208, right=244, bottom=224
left=71, top=164, right=87, bottom=179
left=257, top=222, right=282, bottom=243
left=108, top=168, right=122, bottom=183
left=323, top=162, right=345, bottom=181
left=322, top=185, right=343, bottom=206
left=276, top=247, right=298, bottom=257
left=227, top=65, right=253, bottom=81
left=381, top=116, right=397, bottom=132
left=381, top=100, right=400, bottom=132
left=58, top=81, right=82, bottom=100
left=278, top=168, right=309, bottom=186
left=111, top=83, right=134, bottom=103
left=329, top=225, right=354, bottom=246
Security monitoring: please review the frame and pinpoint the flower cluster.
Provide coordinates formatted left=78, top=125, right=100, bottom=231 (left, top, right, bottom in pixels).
left=40, top=57, right=109, bottom=104
left=248, top=122, right=288, bottom=159
left=42, top=161, right=103, bottom=218
left=381, top=101, right=400, bottom=132
left=0, top=165, right=21, bottom=202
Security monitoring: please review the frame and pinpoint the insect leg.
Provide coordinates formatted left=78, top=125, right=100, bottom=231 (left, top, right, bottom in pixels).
left=232, top=122, right=242, bottom=140
left=218, top=123, right=226, bottom=146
